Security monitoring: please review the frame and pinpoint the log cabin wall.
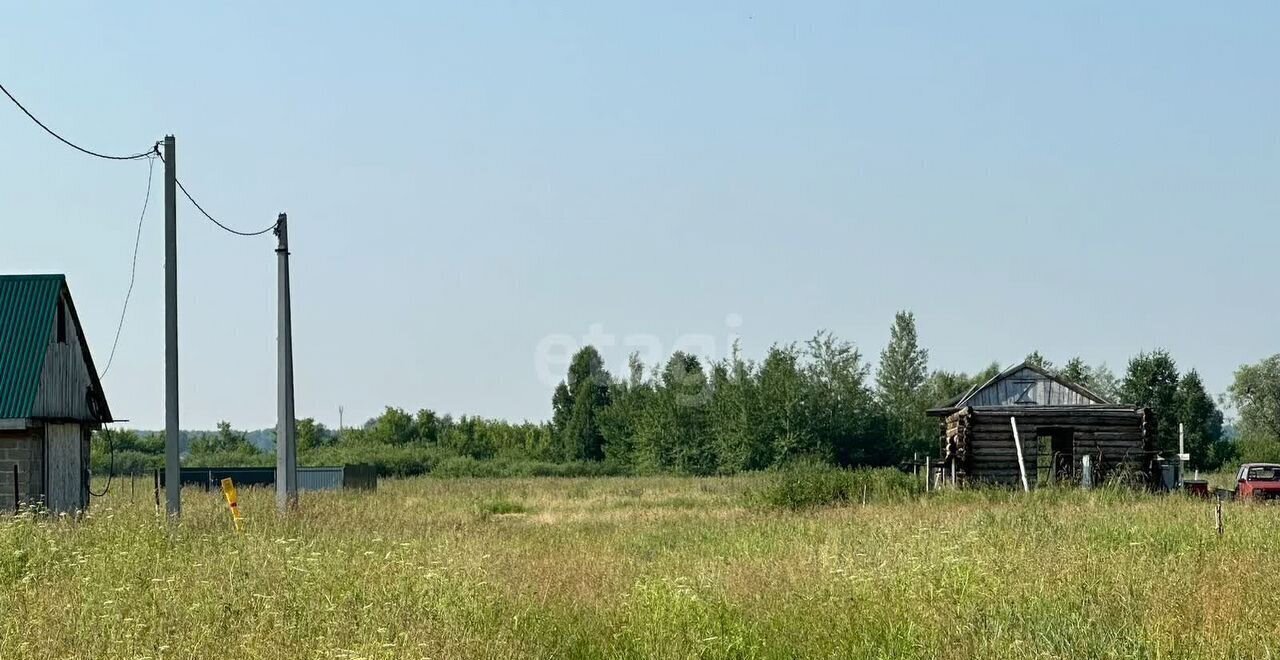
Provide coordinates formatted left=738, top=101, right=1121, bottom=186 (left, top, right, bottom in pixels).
left=943, top=406, right=1153, bottom=487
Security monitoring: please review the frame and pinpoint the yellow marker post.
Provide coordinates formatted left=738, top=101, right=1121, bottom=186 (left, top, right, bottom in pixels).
left=220, top=477, right=245, bottom=533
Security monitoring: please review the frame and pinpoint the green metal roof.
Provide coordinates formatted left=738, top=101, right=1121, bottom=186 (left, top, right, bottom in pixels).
left=0, top=275, right=63, bottom=419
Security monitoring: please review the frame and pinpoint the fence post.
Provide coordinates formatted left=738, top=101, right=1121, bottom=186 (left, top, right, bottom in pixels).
left=12, top=464, right=18, bottom=513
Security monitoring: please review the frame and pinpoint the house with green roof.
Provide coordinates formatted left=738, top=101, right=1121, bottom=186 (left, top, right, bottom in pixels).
left=0, top=274, right=113, bottom=513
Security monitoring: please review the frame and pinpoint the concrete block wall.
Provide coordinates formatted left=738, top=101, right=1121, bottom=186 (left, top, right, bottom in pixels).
left=0, top=432, right=44, bottom=512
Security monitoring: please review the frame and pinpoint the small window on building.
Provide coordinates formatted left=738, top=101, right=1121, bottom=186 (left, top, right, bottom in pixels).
left=56, top=298, right=67, bottom=343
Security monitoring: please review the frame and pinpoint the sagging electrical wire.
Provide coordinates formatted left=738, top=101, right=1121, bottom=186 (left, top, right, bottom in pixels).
left=99, top=152, right=158, bottom=379
left=88, top=426, right=115, bottom=498
left=0, top=81, right=155, bottom=161
left=176, top=177, right=278, bottom=236
left=154, top=150, right=279, bottom=237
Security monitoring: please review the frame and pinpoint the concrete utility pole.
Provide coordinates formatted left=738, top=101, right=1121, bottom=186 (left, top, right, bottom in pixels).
left=163, top=135, right=181, bottom=517
left=275, top=213, right=298, bottom=511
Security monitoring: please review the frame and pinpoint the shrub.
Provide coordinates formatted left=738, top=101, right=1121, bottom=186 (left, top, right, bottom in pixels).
left=757, top=459, right=855, bottom=509
left=432, top=456, right=627, bottom=479
left=184, top=449, right=272, bottom=469
left=475, top=497, right=530, bottom=516
left=757, top=460, right=919, bottom=510
left=89, top=449, right=162, bottom=476
left=302, top=444, right=454, bottom=477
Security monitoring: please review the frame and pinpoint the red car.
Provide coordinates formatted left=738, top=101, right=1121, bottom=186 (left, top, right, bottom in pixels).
left=1236, top=463, right=1280, bottom=501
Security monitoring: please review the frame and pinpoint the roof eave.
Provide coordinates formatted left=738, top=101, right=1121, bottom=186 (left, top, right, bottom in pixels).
left=60, top=280, right=114, bottom=423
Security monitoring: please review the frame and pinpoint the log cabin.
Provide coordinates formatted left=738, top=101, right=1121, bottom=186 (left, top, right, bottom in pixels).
left=926, top=361, right=1155, bottom=488
left=0, top=274, right=114, bottom=513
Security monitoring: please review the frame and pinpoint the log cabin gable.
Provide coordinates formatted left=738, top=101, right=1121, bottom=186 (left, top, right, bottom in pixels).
left=956, top=362, right=1108, bottom=408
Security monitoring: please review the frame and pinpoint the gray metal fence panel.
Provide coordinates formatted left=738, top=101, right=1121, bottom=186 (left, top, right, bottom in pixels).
left=298, top=467, right=343, bottom=491
left=161, top=466, right=362, bottom=493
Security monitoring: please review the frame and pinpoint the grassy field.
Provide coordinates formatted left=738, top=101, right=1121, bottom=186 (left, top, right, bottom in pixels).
left=2, top=474, right=1279, bottom=659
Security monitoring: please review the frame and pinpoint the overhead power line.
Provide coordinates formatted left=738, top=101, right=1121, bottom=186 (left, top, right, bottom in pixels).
left=0, top=81, right=155, bottom=161
left=2, top=80, right=275, bottom=237
left=153, top=150, right=278, bottom=237
left=175, top=177, right=279, bottom=236
left=99, top=153, right=157, bottom=379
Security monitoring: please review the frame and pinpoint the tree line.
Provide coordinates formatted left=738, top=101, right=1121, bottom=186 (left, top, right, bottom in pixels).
left=95, top=311, right=1280, bottom=477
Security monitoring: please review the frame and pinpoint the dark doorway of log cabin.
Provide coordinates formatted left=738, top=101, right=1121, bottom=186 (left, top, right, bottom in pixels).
left=1035, top=428, right=1075, bottom=486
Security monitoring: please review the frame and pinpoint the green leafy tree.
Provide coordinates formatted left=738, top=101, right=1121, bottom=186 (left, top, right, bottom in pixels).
left=1228, top=355, right=1280, bottom=463
left=1024, top=351, right=1054, bottom=372
left=186, top=422, right=266, bottom=467
left=876, top=312, right=930, bottom=456
left=441, top=415, right=496, bottom=459
left=809, top=331, right=885, bottom=466
left=1175, top=370, right=1225, bottom=469
left=561, top=346, right=611, bottom=461
left=551, top=382, right=572, bottom=443
left=631, top=352, right=709, bottom=473
left=663, top=352, right=715, bottom=475
left=414, top=409, right=441, bottom=444
left=189, top=422, right=259, bottom=454
left=296, top=418, right=332, bottom=452
left=1118, top=350, right=1181, bottom=453
left=368, top=407, right=417, bottom=445
left=598, top=354, right=653, bottom=470
left=757, top=344, right=811, bottom=465
left=709, top=343, right=767, bottom=472
left=1060, top=357, right=1089, bottom=384
left=1059, top=357, right=1120, bottom=402
left=1085, top=364, right=1121, bottom=403
left=91, top=428, right=164, bottom=474
left=923, top=362, right=1001, bottom=408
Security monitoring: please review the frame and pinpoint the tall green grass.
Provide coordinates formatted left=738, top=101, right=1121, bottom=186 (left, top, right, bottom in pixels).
left=2, top=474, right=1276, bottom=659
left=754, top=460, right=920, bottom=509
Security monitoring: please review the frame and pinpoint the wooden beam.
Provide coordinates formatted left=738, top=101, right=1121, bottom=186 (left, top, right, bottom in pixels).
left=1010, top=416, right=1029, bottom=493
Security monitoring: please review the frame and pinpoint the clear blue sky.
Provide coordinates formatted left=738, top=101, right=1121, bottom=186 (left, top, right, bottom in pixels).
left=2, top=2, right=1277, bottom=430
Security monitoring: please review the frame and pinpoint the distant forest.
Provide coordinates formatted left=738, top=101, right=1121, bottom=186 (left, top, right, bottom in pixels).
left=93, top=312, right=1280, bottom=477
